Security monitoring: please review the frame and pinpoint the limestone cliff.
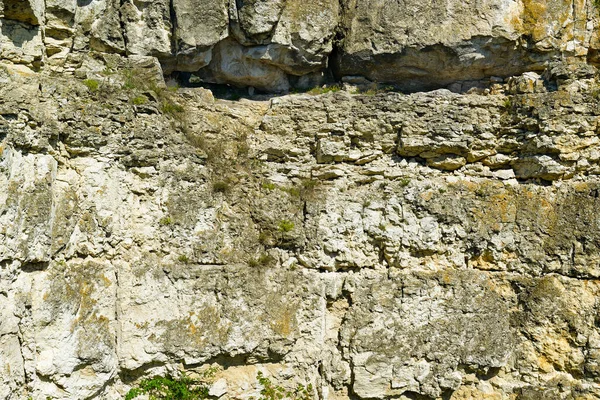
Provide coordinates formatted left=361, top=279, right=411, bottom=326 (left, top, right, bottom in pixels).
left=2, top=0, right=600, bottom=91
left=2, top=1, right=600, bottom=400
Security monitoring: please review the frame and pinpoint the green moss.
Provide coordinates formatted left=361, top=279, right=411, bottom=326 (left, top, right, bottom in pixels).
left=278, top=219, right=295, bottom=233
left=284, top=179, right=319, bottom=200
left=262, top=182, right=277, bottom=191
left=83, top=79, right=100, bottom=92
left=399, top=178, right=411, bottom=187
left=131, top=95, right=148, bottom=105
left=307, top=85, right=341, bottom=95
left=159, top=216, right=173, bottom=226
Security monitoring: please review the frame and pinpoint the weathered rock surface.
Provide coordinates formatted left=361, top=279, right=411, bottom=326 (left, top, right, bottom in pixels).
left=335, top=0, right=600, bottom=90
left=2, top=0, right=600, bottom=90
left=1, top=56, right=600, bottom=400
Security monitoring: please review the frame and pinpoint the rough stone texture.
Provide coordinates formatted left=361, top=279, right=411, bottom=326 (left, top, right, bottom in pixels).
left=335, top=0, right=598, bottom=90
left=2, top=0, right=600, bottom=90
left=1, top=56, right=600, bottom=400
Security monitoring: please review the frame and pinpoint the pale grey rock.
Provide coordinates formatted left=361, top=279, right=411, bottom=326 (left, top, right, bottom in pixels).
left=229, top=0, right=286, bottom=45
left=199, top=38, right=290, bottom=92
left=258, top=0, right=339, bottom=75
left=208, top=378, right=228, bottom=397
left=334, top=0, right=595, bottom=90
left=507, top=71, right=547, bottom=94
left=1, top=0, right=41, bottom=25
left=0, top=18, right=43, bottom=67
left=0, top=149, right=56, bottom=263
left=512, top=155, right=568, bottom=181
left=173, top=0, right=229, bottom=50
left=1, top=0, right=599, bottom=93
left=342, top=270, right=513, bottom=398
left=120, top=0, right=172, bottom=57
left=2, top=62, right=600, bottom=400
left=166, top=0, right=229, bottom=73
left=88, top=0, right=126, bottom=54
left=426, top=154, right=466, bottom=171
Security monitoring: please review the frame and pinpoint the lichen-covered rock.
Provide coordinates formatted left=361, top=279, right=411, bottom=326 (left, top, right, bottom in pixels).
left=334, top=0, right=597, bottom=90
left=3, top=54, right=600, bottom=400
left=342, top=270, right=513, bottom=398
left=1, top=0, right=600, bottom=91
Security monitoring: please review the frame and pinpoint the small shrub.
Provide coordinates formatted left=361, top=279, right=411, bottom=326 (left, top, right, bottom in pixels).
left=159, top=216, right=173, bottom=226
left=178, top=254, right=189, bottom=263
left=248, top=253, right=276, bottom=268
left=131, top=95, right=148, bottom=105
left=254, top=371, right=313, bottom=400
left=259, top=231, right=274, bottom=246
left=399, top=178, right=411, bottom=187
left=83, top=79, right=99, bottom=92
left=100, top=67, right=116, bottom=76
left=125, top=374, right=209, bottom=400
left=161, top=99, right=185, bottom=116
left=262, top=182, right=277, bottom=191
left=284, top=179, right=318, bottom=200
left=212, top=181, right=230, bottom=194
left=278, top=220, right=295, bottom=233
left=122, top=69, right=143, bottom=91
left=363, top=88, right=378, bottom=96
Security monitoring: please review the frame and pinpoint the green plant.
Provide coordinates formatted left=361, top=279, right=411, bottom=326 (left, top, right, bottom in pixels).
left=212, top=181, right=230, bottom=194
left=284, top=179, right=318, bottom=200
left=159, top=216, right=173, bottom=226
left=262, top=182, right=277, bottom=191
left=125, top=374, right=209, bottom=400
left=278, top=219, right=295, bottom=233
left=178, top=254, right=189, bottom=263
left=122, top=68, right=144, bottom=91
left=363, top=88, right=378, bottom=96
left=399, top=178, right=411, bottom=187
left=259, top=231, right=273, bottom=245
left=248, top=253, right=276, bottom=268
left=131, top=95, right=148, bottom=105
left=254, top=371, right=313, bottom=400
left=161, top=99, right=185, bottom=116
left=307, top=85, right=341, bottom=95
left=100, top=66, right=116, bottom=76
left=158, top=216, right=173, bottom=226
left=83, top=79, right=99, bottom=92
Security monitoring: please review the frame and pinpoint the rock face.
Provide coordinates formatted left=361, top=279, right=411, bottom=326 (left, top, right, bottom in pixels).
left=335, top=0, right=599, bottom=90
left=2, top=1, right=600, bottom=399
left=1, top=0, right=600, bottom=91
left=1, top=55, right=600, bottom=399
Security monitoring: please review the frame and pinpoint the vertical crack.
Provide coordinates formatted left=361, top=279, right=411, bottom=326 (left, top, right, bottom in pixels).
left=118, top=0, right=130, bottom=54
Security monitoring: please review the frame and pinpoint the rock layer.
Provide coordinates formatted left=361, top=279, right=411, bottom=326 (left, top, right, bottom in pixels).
left=1, top=0, right=600, bottom=91
left=1, top=57, right=600, bottom=399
